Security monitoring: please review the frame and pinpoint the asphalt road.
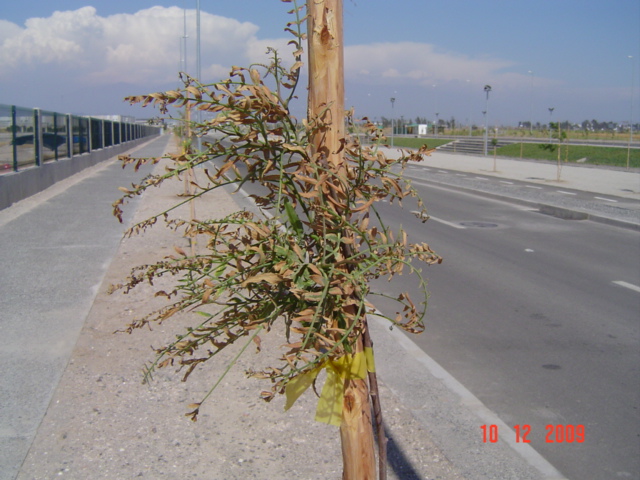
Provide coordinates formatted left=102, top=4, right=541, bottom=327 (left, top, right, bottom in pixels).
left=370, top=180, right=640, bottom=480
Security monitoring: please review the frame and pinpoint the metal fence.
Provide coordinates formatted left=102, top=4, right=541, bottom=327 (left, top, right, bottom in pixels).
left=0, top=104, right=160, bottom=175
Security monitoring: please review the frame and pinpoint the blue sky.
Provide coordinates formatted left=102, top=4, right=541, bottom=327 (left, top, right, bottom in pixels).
left=1, top=0, right=638, bottom=126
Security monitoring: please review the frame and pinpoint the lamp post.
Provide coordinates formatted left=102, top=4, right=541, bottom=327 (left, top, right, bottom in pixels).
left=182, top=6, right=188, bottom=73
left=528, top=70, right=534, bottom=135
left=195, top=0, right=202, bottom=151
left=483, top=85, right=492, bottom=156
left=432, top=84, right=438, bottom=135
left=181, top=4, right=189, bottom=140
left=628, top=55, right=635, bottom=170
left=196, top=1, right=201, bottom=82
left=467, top=79, right=472, bottom=136
left=390, top=97, right=396, bottom=147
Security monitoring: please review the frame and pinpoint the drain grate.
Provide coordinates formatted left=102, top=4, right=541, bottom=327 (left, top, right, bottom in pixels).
left=459, top=221, right=499, bottom=228
left=542, top=364, right=562, bottom=370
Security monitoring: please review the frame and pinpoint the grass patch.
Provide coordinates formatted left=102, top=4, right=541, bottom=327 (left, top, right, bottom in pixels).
left=496, top=143, right=640, bottom=168
left=390, top=137, right=454, bottom=150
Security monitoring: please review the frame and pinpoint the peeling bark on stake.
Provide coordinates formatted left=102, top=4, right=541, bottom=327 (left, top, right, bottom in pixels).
left=307, top=0, right=345, bottom=172
left=340, top=336, right=376, bottom=480
left=307, top=1, right=376, bottom=478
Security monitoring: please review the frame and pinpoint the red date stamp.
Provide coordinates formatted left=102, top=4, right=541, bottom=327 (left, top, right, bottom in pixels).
left=481, top=424, right=585, bottom=443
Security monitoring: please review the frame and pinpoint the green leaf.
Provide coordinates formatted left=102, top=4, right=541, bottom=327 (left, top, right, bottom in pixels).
left=284, top=199, right=303, bottom=237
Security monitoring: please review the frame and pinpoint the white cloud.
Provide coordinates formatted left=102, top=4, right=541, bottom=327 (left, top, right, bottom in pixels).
left=0, top=6, right=282, bottom=86
left=12, top=7, right=103, bottom=65
left=0, top=19, right=24, bottom=44
left=245, top=36, right=296, bottom=66
left=0, top=7, right=565, bottom=121
left=0, top=8, right=532, bottom=91
left=345, top=42, right=526, bottom=89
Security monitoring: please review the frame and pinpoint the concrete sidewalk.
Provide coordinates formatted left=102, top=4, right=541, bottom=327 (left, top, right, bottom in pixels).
left=0, top=136, right=169, bottom=480
left=384, top=147, right=640, bottom=199
left=6, top=138, right=635, bottom=479
left=380, top=147, right=640, bottom=231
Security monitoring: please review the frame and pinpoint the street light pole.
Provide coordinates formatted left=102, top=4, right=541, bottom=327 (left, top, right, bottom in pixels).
left=432, top=84, right=437, bottom=135
left=466, top=79, right=472, bottom=136
left=528, top=70, right=534, bottom=135
left=196, top=1, right=201, bottom=82
left=483, top=85, right=492, bottom=156
left=195, top=0, right=202, bottom=151
left=628, top=55, right=635, bottom=170
left=182, top=5, right=188, bottom=74
left=390, top=97, right=396, bottom=147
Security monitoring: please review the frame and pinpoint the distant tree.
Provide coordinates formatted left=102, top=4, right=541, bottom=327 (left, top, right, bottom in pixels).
left=539, top=121, right=568, bottom=181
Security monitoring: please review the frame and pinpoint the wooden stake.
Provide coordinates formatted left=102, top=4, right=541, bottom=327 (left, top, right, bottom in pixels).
left=340, top=336, right=376, bottom=480
left=307, top=1, right=376, bottom=479
left=307, top=0, right=345, bottom=172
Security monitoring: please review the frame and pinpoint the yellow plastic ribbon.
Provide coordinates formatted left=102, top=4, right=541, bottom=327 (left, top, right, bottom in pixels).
left=284, top=347, right=376, bottom=427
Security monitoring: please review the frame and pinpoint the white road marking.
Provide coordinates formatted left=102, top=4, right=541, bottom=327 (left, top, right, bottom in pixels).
left=424, top=215, right=467, bottom=229
left=474, top=176, right=489, bottom=180
left=595, top=196, right=618, bottom=203
left=500, top=180, right=514, bottom=185
left=612, top=281, right=640, bottom=293
left=526, top=185, right=543, bottom=189
left=525, top=248, right=535, bottom=253
left=557, top=190, right=576, bottom=195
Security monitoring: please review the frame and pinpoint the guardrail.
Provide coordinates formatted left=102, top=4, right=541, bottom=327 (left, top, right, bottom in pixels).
left=0, top=104, right=160, bottom=174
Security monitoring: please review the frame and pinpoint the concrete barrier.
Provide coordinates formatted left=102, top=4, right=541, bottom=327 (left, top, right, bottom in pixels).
left=0, top=135, right=159, bottom=210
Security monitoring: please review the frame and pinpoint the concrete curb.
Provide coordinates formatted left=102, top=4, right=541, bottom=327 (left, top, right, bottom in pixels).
left=411, top=175, right=640, bottom=232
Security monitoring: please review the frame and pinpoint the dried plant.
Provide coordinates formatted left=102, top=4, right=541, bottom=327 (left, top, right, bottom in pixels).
left=111, top=0, right=440, bottom=460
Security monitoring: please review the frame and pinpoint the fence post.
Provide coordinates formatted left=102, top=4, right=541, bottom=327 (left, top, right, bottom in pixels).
left=34, top=109, right=41, bottom=167
left=86, top=117, right=92, bottom=153
left=53, top=112, right=59, bottom=161
left=66, top=114, right=72, bottom=158
left=11, top=106, right=17, bottom=172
